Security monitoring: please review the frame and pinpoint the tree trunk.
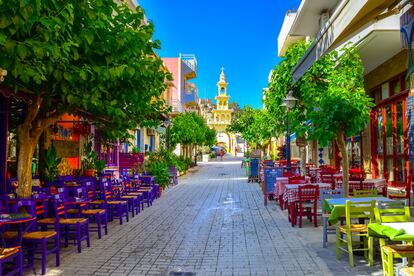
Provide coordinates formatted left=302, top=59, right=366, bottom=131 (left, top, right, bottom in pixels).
left=16, top=135, right=37, bottom=198
left=15, top=96, right=60, bottom=198
left=300, top=146, right=306, bottom=176
left=336, top=131, right=349, bottom=196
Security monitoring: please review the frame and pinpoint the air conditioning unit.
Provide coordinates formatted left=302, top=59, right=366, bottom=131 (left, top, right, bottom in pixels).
left=147, top=128, right=155, bottom=136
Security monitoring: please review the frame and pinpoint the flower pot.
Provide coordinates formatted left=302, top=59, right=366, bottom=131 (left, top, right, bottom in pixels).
left=83, top=169, right=97, bottom=177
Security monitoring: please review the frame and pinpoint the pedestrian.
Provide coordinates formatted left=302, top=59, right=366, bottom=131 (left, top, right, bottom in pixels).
left=234, top=147, right=238, bottom=157
left=220, top=149, right=224, bottom=161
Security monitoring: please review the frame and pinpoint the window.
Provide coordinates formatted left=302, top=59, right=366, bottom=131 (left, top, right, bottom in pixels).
left=381, top=83, right=389, bottom=100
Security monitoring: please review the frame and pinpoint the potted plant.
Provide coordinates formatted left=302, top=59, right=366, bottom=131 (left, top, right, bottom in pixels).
left=82, top=142, right=105, bottom=177
left=40, top=146, right=62, bottom=185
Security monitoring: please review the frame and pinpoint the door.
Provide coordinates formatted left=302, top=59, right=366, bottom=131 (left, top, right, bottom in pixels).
left=372, top=98, right=408, bottom=185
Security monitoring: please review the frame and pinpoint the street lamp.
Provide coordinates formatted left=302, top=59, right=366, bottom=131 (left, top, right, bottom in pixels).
left=162, top=118, right=172, bottom=150
left=281, top=90, right=297, bottom=171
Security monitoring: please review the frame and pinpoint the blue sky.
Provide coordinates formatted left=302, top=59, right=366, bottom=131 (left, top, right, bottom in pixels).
left=139, top=0, right=301, bottom=108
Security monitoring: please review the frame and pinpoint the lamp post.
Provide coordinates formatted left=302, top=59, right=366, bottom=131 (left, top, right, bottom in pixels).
left=281, top=90, right=297, bottom=171
left=163, top=118, right=172, bottom=150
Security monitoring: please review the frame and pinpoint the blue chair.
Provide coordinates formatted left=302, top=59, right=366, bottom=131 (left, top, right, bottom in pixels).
left=320, top=189, right=344, bottom=248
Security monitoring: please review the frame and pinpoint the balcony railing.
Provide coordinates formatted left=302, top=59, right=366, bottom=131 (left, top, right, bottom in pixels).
left=171, top=99, right=184, bottom=113
left=180, top=54, right=197, bottom=73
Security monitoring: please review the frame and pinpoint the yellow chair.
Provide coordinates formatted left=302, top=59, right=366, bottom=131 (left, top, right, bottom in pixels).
left=400, top=267, right=414, bottom=276
left=381, top=245, right=414, bottom=276
left=353, top=189, right=378, bottom=198
left=336, top=200, right=375, bottom=267
left=375, top=201, right=411, bottom=276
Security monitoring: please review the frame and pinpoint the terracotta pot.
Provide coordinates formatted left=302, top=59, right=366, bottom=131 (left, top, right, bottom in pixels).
left=83, top=169, right=96, bottom=177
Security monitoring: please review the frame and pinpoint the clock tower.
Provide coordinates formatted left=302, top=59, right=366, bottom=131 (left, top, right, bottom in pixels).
left=209, top=67, right=234, bottom=152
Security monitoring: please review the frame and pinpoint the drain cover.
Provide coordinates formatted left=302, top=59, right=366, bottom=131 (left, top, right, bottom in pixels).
left=169, top=273, right=196, bottom=276
left=218, top=173, right=228, bottom=176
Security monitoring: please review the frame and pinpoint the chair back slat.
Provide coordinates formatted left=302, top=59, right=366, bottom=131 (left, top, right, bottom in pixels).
left=298, top=184, right=319, bottom=201
left=374, top=200, right=410, bottom=223
left=320, top=189, right=343, bottom=213
left=353, top=189, right=378, bottom=198
left=345, top=200, right=375, bottom=226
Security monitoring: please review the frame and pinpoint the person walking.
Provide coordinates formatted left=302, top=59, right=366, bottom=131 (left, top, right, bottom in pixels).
left=220, top=149, right=224, bottom=161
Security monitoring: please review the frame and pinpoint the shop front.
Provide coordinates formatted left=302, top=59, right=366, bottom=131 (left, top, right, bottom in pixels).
left=369, top=73, right=409, bottom=186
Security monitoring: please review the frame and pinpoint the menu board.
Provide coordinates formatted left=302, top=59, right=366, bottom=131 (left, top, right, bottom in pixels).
left=408, top=96, right=414, bottom=162
left=264, top=167, right=283, bottom=194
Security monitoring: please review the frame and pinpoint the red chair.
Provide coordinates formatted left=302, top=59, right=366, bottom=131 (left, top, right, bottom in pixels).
left=349, top=168, right=365, bottom=179
left=389, top=175, right=412, bottom=205
left=348, top=176, right=364, bottom=195
left=288, top=176, right=306, bottom=184
left=320, top=172, right=335, bottom=189
left=293, top=185, right=319, bottom=228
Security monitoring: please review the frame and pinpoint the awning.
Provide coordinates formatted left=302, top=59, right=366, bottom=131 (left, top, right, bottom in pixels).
left=292, top=0, right=399, bottom=82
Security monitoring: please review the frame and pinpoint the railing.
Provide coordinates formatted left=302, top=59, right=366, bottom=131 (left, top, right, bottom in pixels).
left=180, top=54, right=197, bottom=73
left=171, top=99, right=184, bottom=113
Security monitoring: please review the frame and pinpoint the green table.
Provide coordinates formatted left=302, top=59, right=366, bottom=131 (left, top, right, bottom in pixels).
left=368, top=222, right=414, bottom=242
left=324, top=197, right=394, bottom=225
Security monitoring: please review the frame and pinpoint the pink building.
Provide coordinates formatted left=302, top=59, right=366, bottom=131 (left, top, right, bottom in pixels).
left=162, top=54, right=198, bottom=114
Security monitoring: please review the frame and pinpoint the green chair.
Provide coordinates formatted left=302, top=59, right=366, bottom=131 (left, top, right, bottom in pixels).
left=375, top=200, right=411, bottom=276
left=336, top=200, right=375, bottom=267
left=353, top=189, right=378, bottom=198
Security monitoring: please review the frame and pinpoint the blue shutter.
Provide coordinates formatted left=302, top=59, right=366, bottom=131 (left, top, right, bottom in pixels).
left=137, top=129, right=141, bottom=149
left=150, top=136, right=154, bottom=152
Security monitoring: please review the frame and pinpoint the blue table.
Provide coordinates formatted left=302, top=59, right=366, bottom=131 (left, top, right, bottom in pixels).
left=325, top=197, right=394, bottom=224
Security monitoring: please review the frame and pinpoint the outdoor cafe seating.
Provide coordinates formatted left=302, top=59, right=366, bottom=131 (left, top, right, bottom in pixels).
left=0, top=171, right=162, bottom=275
left=260, top=159, right=414, bottom=274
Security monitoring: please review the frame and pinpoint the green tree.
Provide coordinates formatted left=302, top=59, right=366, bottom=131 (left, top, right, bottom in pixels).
left=227, top=107, right=276, bottom=149
left=170, top=112, right=215, bottom=157
left=267, top=41, right=373, bottom=195
left=0, top=1, right=169, bottom=197
left=305, top=46, right=374, bottom=195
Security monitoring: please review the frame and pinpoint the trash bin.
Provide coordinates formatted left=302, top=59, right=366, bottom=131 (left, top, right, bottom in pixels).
left=245, top=158, right=250, bottom=177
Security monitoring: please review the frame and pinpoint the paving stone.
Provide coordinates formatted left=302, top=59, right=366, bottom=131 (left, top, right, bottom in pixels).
left=24, top=157, right=388, bottom=275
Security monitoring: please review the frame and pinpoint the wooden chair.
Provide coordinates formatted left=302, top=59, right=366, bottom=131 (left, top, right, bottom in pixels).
left=37, top=194, right=90, bottom=253
left=0, top=246, right=23, bottom=276
left=292, top=184, right=319, bottom=228
left=381, top=245, right=414, bottom=276
left=375, top=200, right=411, bottom=276
left=388, top=175, right=412, bottom=206
left=336, top=200, right=375, bottom=267
left=320, top=189, right=344, bottom=248
left=353, top=189, right=378, bottom=198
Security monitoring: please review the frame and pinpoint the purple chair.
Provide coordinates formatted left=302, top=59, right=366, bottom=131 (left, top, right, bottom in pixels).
left=0, top=195, right=10, bottom=214
left=37, top=194, right=90, bottom=253
left=116, top=180, right=140, bottom=217
left=13, top=200, right=60, bottom=275
left=70, top=186, right=108, bottom=239
left=0, top=247, right=23, bottom=276
left=100, top=179, right=129, bottom=225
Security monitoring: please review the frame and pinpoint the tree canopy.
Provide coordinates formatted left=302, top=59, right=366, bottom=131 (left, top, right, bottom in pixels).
left=171, top=112, right=216, bottom=148
left=265, top=40, right=374, bottom=195
left=0, top=0, right=170, bottom=197
left=227, top=106, right=276, bottom=148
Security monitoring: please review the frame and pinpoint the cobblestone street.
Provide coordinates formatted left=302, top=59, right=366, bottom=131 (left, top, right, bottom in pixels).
left=43, top=158, right=382, bottom=276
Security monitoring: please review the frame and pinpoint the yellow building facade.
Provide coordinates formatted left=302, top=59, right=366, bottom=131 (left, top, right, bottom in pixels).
left=207, top=69, right=236, bottom=153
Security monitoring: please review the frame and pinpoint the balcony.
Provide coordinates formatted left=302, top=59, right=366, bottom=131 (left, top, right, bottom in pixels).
left=180, top=54, right=197, bottom=79
left=171, top=99, right=184, bottom=113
